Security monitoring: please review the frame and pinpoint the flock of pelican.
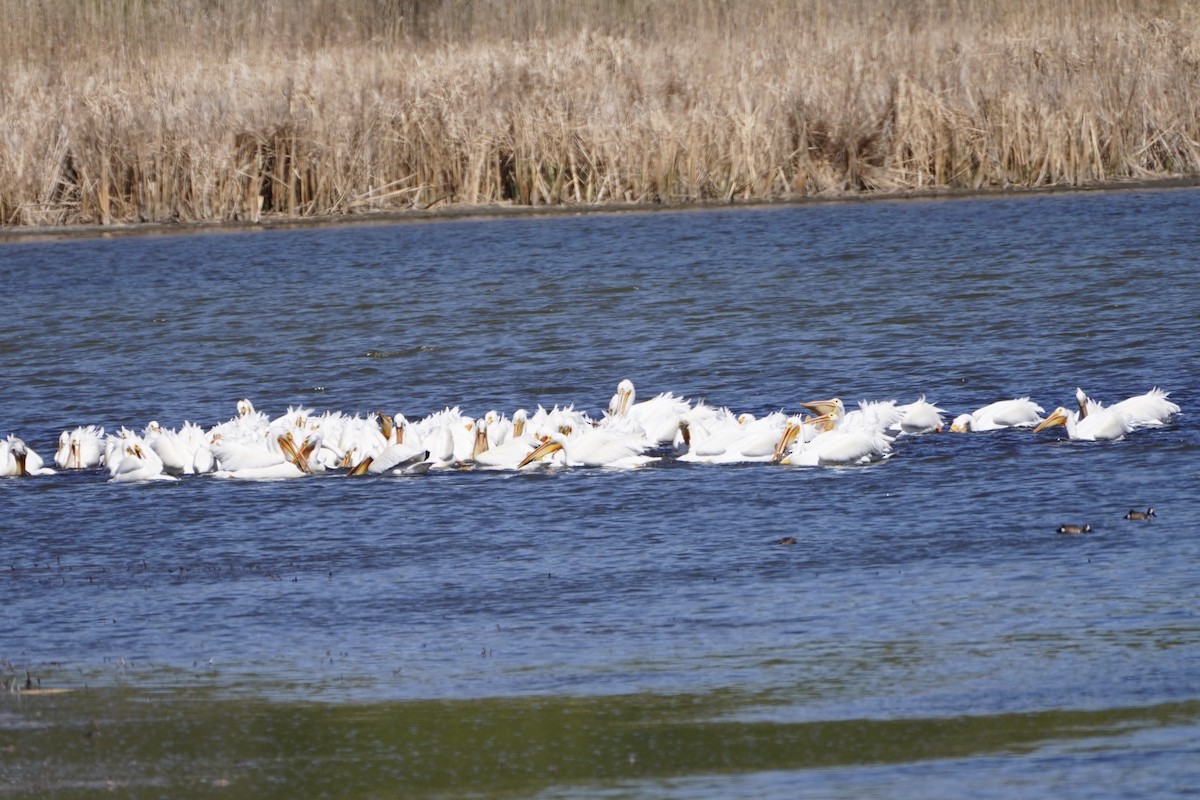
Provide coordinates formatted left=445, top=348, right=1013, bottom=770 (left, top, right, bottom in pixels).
left=0, top=381, right=1182, bottom=482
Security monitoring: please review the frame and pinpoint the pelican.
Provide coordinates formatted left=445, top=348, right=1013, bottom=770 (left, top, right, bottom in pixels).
left=347, top=442, right=431, bottom=476
left=772, top=415, right=893, bottom=466
left=206, top=398, right=271, bottom=445
left=108, top=440, right=176, bottom=483
left=677, top=410, right=795, bottom=464
left=54, top=425, right=105, bottom=469
left=605, top=379, right=691, bottom=444
left=460, top=418, right=541, bottom=470
left=896, top=396, right=944, bottom=434
left=145, top=421, right=211, bottom=475
left=1033, top=391, right=1132, bottom=441
left=517, top=427, right=657, bottom=469
left=799, top=397, right=903, bottom=434
left=213, top=432, right=323, bottom=479
left=409, top=407, right=478, bottom=466
left=312, top=412, right=388, bottom=470
left=949, top=397, right=1045, bottom=432
left=1, top=436, right=56, bottom=476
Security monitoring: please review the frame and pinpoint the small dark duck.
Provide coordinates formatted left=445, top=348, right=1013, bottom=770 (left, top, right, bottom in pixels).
left=1124, top=508, right=1156, bottom=521
left=1057, top=524, right=1092, bottom=535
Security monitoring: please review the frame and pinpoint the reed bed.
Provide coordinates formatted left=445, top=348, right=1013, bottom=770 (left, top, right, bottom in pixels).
left=2, top=0, right=1199, bottom=226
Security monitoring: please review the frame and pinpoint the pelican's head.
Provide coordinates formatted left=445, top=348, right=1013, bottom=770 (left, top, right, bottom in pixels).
left=391, top=413, right=409, bottom=443
left=472, top=419, right=490, bottom=459
left=8, top=437, right=29, bottom=475
left=512, top=409, right=528, bottom=438
left=237, top=399, right=256, bottom=417
left=949, top=414, right=973, bottom=433
left=800, top=397, right=844, bottom=419
left=799, top=398, right=842, bottom=432
left=278, top=432, right=322, bottom=474
left=347, top=454, right=374, bottom=476
left=771, top=420, right=804, bottom=464
left=375, top=411, right=393, bottom=441
left=608, top=379, right=636, bottom=416
left=1033, top=407, right=1071, bottom=433
left=517, top=439, right=564, bottom=469
left=1075, top=388, right=1091, bottom=419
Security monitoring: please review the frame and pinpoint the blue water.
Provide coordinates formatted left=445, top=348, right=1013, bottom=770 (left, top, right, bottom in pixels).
left=2, top=190, right=1199, bottom=797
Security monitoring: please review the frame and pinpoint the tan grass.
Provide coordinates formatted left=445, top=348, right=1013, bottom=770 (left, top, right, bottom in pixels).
left=2, top=0, right=1199, bottom=226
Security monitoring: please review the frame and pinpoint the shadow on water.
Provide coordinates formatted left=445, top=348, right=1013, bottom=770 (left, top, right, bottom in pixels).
left=2, top=686, right=1198, bottom=799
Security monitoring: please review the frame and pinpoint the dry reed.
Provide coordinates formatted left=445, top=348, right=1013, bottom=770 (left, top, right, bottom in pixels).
left=2, top=0, right=1199, bottom=227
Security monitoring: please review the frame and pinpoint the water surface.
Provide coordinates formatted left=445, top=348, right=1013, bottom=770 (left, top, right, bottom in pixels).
left=2, top=190, right=1198, bottom=798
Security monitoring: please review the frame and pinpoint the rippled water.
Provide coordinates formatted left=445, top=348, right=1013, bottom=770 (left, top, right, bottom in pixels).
left=2, top=190, right=1199, bottom=798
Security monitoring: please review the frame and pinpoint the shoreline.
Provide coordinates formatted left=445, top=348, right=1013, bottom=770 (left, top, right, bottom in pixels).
left=3, top=175, right=1199, bottom=244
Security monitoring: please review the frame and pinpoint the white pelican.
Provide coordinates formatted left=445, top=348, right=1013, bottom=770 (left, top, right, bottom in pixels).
left=605, top=379, right=691, bottom=444
left=347, top=442, right=431, bottom=476
left=309, top=412, right=388, bottom=470
left=772, top=414, right=893, bottom=466
left=457, top=418, right=541, bottom=470
left=1, top=436, right=56, bottom=476
left=108, top=440, right=176, bottom=483
left=517, top=427, right=657, bottom=469
left=798, top=397, right=904, bottom=433
left=213, top=432, right=323, bottom=479
left=206, top=399, right=271, bottom=445
left=145, top=421, right=212, bottom=475
left=1033, top=394, right=1132, bottom=441
left=949, top=397, right=1045, bottom=432
left=677, top=410, right=796, bottom=464
left=54, top=426, right=105, bottom=469
left=409, top=407, right=478, bottom=466
left=896, top=396, right=944, bottom=434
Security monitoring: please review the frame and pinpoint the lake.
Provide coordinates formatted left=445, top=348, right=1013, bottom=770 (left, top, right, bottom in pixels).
left=1, top=190, right=1198, bottom=798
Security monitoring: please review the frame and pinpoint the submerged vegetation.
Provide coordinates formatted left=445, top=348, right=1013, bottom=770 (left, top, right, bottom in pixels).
left=4, top=682, right=1198, bottom=797
left=2, top=0, right=1200, bottom=226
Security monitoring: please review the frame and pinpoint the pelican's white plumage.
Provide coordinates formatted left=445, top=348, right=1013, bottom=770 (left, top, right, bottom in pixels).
left=1033, top=393, right=1132, bottom=441
left=146, top=421, right=212, bottom=475
left=461, top=418, right=540, bottom=470
left=108, top=441, right=177, bottom=483
left=605, top=379, right=691, bottom=444
left=409, top=407, right=477, bottom=467
left=896, top=396, right=945, bottom=434
left=518, top=427, right=657, bottom=469
left=206, top=399, right=271, bottom=447
left=213, top=431, right=324, bottom=479
left=677, top=410, right=793, bottom=464
left=774, top=410, right=894, bottom=466
left=779, top=427, right=894, bottom=466
left=1, top=436, right=56, bottom=477
left=950, top=398, right=1045, bottom=432
left=1109, top=387, right=1180, bottom=429
left=55, top=425, right=105, bottom=469
left=347, top=441, right=431, bottom=475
